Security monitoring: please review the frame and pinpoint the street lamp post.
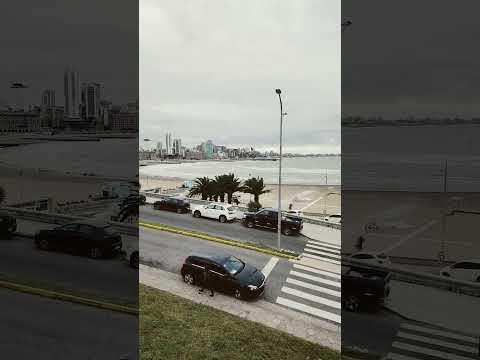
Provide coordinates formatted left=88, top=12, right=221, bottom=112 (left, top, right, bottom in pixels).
left=275, top=89, right=284, bottom=250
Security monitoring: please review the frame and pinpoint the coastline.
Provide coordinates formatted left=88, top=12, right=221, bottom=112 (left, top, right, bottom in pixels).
left=139, top=175, right=340, bottom=215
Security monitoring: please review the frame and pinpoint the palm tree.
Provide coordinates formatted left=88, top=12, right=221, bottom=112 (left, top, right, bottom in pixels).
left=189, top=177, right=211, bottom=200
left=242, top=177, right=270, bottom=203
left=213, top=175, right=229, bottom=203
left=223, top=173, right=243, bottom=204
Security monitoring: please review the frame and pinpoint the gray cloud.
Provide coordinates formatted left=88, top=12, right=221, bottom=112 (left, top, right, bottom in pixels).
left=140, top=0, right=340, bottom=153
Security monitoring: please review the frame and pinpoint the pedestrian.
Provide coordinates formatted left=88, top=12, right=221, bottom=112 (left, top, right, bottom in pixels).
left=198, top=266, right=214, bottom=297
left=356, top=235, right=365, bottom=252
left=288, top=203, right=293, bottom=210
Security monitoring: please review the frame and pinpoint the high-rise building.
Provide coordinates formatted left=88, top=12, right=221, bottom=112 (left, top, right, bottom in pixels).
left=41, top=89, right=55, bottom=108
left=202, top=140, right=215, bottom=159
left=165, top=133, right=172, bottom=155
left=64, top=66, right=80, bottom=120
left=81, top=82, right=101, bottom=122
left=156, top=141, right=163, bottom=155
left=173, top=138, right=182, bottom=156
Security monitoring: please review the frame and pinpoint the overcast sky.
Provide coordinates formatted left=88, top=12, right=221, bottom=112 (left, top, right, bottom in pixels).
left=140, top=0, right=340, bottom=153
left=0, top=0, right=137, bottom=107
left=342, top=0, right=480, bottom=119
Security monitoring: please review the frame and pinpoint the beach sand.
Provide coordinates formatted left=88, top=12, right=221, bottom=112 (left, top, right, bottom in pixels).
left=139, top=175, right=340, bottom=215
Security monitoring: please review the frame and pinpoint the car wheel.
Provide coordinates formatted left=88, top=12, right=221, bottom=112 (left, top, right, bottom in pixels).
left=38, top=238, right=50, bottom=250
left=234, top=288, right=243, bottom=300
left=219, top=215, right=227, bottom=223
left=283, top=228, right=292, bottom=236
left=246, top=220, right=254, bottom=228
left=183, top=273, right=195, bottom=285
left=130, top=251, right=139, bottom=269
left=90, top=247, right=103, bottom=259
left=193, top=210, right=201, bottom=218
left=344, top=295, right=360, bottom=312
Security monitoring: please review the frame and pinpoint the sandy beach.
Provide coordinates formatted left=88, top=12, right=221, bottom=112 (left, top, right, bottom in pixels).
left=139, top=175, right=340, bottom=215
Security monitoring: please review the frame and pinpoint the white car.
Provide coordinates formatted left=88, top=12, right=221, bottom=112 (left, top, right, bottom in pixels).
left=124, top=239, right=139, bottom=269
left=440, top=260, right=480, bottom=282
left=324, top=213, right=341, bottom=224
left=350, top=252, right=391, bottom=266
left=285, top=210, right=303, bottom=217
left=191, top=203, right=236, bottom=223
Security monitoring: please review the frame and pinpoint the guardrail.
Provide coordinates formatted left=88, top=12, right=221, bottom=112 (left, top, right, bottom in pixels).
left=141, top=192, right=341, bottom=229
left=343, top=258, right=480, bottom=297
left=1, top=207, right=137, bottom=237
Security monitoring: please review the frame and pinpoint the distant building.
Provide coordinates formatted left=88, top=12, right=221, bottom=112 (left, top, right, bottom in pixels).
left=41, top=89, right=55, bottom=108
left=110, top=110, right=138, bottom=131
left=81, top=82, right=101, bottom=123
left=173, top=138, right=182, bottom=156
left=0, top=110, right=42, bottom=133
left=99, top=100, right=112, bottom=129
left=165, top=133, right=173, bottom=155
left=64, top=66, right=81, bottom=120
left=202, top=140, right=215, bottom=159
left=156, top=141, right=163, bottom=155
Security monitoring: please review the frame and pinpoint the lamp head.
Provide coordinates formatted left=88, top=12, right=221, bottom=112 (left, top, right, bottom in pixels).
left=275, top=89, right=281, bottom=94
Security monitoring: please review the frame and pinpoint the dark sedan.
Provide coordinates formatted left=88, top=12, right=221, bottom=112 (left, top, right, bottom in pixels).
left=153, top=198, right=190, bottom=213
left=34, top=221, right=122, bottom=259
left=181, top=254, right=265, bottom=300
left=0, top=211, right=17, bottom=237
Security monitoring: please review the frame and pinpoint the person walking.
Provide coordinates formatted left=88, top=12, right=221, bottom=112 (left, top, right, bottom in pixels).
left=355, top=235, right=365, bottom=252
left=198, top=266, right=214, bottom=297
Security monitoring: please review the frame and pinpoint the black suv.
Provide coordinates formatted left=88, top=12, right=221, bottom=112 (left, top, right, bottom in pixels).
left=0, top=211, right=17, bottom=237
left=153, top=198, right=190, bottom=213
left=181, top=253, right=266, bottom=300
left=242, top=208, right=303, bottom=236
left=342, top=266, right=390, bottom=312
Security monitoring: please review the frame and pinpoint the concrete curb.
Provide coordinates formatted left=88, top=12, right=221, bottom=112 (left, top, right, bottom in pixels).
left=0, top=279, right=138, bottom=316
left=139, top=220, right=299, bottom=260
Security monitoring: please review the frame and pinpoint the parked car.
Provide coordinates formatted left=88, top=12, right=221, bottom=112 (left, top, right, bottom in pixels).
left=350, top=252, right=391, bottom=266
left=0, top=211, right=17, bottom=237
left=242, top=208, right=303, bottom=236
left=342, top=265, right=391, bottom=312
left=191, top=203, right=236, bottom=223
left=181, top=253, right=265, bottom=300
left=440, top=260, right=480, bottom=282
left=153, top=198, right=190, bottom=214
left=324, top=213, right=341, bottom=224
left=124, top=238, right=139, bottom=269
left=34, top=221, right=122, bottom=258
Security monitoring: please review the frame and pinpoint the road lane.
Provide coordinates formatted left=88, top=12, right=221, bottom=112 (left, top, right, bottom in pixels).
left=0, top=235, right=138, bottom=303
left=140, top=205, right=308, bottom=253
left=0, top=288, right=137, bottom=359
left=139, top=226, right=292, bottom=302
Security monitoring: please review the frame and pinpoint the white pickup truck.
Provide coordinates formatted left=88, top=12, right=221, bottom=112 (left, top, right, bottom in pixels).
left=191, top=203, right=237, bottom=223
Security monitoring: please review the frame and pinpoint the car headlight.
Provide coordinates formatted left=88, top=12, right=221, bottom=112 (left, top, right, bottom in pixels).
left=247, top=285, right=258, bottom=291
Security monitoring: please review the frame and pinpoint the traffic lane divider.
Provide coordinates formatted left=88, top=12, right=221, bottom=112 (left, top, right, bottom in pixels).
left=0, top=279, right=138, bottom=315
left=139, top=220, right=299, bottom=260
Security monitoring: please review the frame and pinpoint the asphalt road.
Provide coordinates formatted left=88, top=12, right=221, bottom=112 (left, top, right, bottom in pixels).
left=140, top=205, right=308, bottom=253
left=0, top=235, right=138, bottom=304
left=140, top=226, right=292, bottom=302
left=0, top=288, right=138, bottom=359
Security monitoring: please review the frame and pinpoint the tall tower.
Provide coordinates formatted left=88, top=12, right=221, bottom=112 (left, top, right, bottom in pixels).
left=165, top=133, right=172, bottom=155
left=41, top=89, right=55, bottom=108
left=64, top=66, right=80, bottom=120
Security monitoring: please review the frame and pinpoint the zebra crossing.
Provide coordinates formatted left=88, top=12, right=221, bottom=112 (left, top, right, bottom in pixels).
left=385, top=321, right=480, bottom=360
left=302, top=238, right=341, bottom=265
left=276, top=259, right=341, bottom=324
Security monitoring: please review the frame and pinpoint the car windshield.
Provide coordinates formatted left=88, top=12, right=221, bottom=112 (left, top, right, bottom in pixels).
left=222, top=256, right=245, bottom=275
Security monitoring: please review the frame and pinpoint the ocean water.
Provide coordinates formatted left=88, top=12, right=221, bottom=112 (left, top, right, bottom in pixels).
left=0, top=139, right=138, bottom=178
left=140, top=157, right=341, bottom=186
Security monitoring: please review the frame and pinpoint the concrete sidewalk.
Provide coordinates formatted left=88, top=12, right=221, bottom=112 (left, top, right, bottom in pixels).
left=139, top=264, right=340, bottom=351
left=301, top=222, right=340, bottom=247
left=386, top=280, right=480, bottom=336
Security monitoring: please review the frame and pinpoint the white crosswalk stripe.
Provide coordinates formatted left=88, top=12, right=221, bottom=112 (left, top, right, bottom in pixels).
left=302, top=240, right=341, bottom=265
left=385, top=321, right=480, bottom=360
left=276, top=248, right=341, bottom=325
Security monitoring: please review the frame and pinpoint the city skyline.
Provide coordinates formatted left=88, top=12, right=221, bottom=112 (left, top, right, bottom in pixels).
left=140, top=0, right=340, bottom=154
